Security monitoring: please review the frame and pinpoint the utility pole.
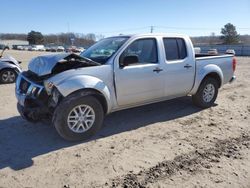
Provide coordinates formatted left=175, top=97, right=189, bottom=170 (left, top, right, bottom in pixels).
left=150, top=26, right=154, bottom=33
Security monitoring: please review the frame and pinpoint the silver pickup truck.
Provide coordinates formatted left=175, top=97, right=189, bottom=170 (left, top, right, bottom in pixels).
left=15, top=34, right=236, bottom=141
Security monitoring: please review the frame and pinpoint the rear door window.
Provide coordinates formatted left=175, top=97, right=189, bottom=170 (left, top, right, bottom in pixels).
left=163, top=38, right=187, bottom=61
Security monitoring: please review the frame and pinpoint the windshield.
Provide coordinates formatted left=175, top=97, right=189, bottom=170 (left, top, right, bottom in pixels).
left=80, top=36, right=129, bottom=64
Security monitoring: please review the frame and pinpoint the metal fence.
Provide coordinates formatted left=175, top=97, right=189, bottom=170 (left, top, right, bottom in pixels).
left=195, top=45, right=250, bottom=56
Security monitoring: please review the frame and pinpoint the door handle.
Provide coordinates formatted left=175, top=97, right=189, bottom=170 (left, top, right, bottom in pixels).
left=153, top=67, right=163, bottom=73
left=184, top=64, right=192, bottom=69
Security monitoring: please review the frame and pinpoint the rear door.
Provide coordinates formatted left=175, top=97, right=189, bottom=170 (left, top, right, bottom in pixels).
left=161, top=38, right=195, bottom=96
left=114, top=38, right=164, bottom=106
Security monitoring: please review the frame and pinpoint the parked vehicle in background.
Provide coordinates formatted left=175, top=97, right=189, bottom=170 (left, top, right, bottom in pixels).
left=50, top=46, right=57, bottom=52
left=23, top=46, right=30, bottom=51
left=66, top=46, right=85, bottom=53
left=13, top=45, right=30, bottom=50
left=0, top=48, right=22, bottom=83
left=77, top=47, right=85, bottom=52
left=194, top=47, right=201, bottom=54
left=17, top=45, right=23, bottom=50
left=0, top=44, right=9, bottom=50
left=208, top=49, right=218, bottom=55
left=45, top=45, right=65, bottom=52
left=226, top=49, right=236, bottom=55
left=30, top=45, right=46, bottom=51
left=56, top=46, right=65, bottom=52
left=15, top=33, right=236, bottom=141
left=45, top=46, right=51, bottom=52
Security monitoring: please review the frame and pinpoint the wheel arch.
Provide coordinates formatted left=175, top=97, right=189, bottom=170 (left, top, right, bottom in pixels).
left=0, top=64, right=21, bottom=74
left=54, top=75, right=112, bottom=114
left=66, top=88, right=109, bottom=115
left=190, top=64, right=223, bottom=95
left=203, top=72, right=222, bottom=87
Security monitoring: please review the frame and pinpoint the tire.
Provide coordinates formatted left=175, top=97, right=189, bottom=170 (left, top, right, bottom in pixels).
left=0, top=69, right=17, bottom=84
left=192, top=77, right=219, bottom=108
left=53, top=93, right=104, bottom=141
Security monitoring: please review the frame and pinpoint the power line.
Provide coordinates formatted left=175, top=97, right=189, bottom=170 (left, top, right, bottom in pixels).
left=94, top=26, right=149, bottom=34
left=155, top=26, right=250, bottom=31
left=87, top=25, right=250, bottom=35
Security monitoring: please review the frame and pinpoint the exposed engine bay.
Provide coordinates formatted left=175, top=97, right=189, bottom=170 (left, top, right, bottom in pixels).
left=28, top=53, right=100, bottom=77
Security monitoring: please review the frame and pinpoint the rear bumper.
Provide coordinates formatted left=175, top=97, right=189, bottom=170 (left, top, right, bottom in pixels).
left=229, top=75, right=236, bottom=84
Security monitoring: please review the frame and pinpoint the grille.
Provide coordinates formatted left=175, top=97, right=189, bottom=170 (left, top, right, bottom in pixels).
left=17, top=76, right=44, bottom=98
left=20, top=78, right=31, bottom=94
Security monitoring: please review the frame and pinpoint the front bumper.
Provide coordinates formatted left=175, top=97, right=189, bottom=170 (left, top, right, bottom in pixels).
left=15, top=74, right=44, bottom=105
left=15, top=74, right=50, bottom=121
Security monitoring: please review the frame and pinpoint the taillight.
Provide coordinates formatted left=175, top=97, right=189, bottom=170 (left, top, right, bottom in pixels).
left=232, top=57, right=236, bottom=72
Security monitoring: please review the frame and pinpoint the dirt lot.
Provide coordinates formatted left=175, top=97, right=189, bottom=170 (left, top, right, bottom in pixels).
left=0, top=50, right=250, bottom=188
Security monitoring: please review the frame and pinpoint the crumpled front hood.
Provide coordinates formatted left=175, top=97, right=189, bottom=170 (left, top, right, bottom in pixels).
left=28, top=53, right=73, bottom=77
left=28, top=53, right=98, bottom=77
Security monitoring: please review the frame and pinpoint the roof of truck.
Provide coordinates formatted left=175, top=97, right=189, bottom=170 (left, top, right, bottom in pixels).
left=109, top=33, right=189, bottom=38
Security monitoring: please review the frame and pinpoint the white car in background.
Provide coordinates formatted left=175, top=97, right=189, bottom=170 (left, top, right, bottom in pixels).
left=208, top=49, right=218, bottom=55
left=30, top=45, right=46, bottom=51
left=226, top=49, right=236, bottom=55
left=17, top=45, right=24, bottom=50
left=77, top=47, right=85, bottom=52
left=194, top=47, right=201, bottom=54
left=56, top=46, right=65, bottom=52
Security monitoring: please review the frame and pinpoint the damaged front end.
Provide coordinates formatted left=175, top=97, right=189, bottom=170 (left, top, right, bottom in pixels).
left=15, top=53, right=100, bottom=122
left=16, top=72, right=53, bottom=122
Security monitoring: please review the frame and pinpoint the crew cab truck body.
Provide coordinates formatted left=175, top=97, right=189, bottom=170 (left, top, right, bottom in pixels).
left=15, top=33, right=236, bottom=141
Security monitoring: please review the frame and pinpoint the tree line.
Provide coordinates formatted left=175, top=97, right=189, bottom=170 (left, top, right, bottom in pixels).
left=1, top=23, right=249, bottom=46
left=0, top=32, right=103, bottom=47
left=191, top=34, right=250, bottom=45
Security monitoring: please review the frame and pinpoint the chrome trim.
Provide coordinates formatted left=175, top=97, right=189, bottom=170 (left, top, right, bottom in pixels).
left=16, top=74, right=44, bottom=99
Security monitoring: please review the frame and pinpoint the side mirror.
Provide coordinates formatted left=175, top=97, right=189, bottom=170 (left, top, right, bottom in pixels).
left=120, top=55, right=139, bottom=68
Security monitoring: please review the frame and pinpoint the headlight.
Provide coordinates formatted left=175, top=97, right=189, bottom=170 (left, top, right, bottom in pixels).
left=44, top=81, right=54, bottom=95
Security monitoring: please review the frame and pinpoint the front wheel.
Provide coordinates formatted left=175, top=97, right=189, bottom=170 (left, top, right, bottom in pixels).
left=53, top=94, right=104, bottom=141
left=192, top=78, right=219, bottom=108
left=0, top=69, right=17, bottom=84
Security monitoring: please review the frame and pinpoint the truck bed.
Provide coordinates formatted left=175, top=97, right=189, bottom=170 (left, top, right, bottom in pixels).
left=195, top=53, right=234, bottom=86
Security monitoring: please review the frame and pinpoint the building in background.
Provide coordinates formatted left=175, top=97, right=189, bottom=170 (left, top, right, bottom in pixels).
left=0, top=40, right=29, bottom=49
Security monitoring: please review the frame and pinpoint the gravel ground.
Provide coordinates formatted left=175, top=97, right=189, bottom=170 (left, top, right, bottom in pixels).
left=0, top=50, right=249, bottom=188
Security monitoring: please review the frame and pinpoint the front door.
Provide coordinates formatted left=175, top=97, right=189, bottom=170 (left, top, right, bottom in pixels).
left=115, top=38, right=164, bottom=106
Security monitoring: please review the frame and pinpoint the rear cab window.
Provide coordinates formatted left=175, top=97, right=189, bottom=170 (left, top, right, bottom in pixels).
left=163, top=38, right=187, bottom=61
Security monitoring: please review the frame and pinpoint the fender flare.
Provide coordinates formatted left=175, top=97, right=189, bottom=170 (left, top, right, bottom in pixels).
left=0, top=62, right=21, bottom=73
left=54, top=75, right=112, bottom=113
left=190, top=64, right=223, bottom=95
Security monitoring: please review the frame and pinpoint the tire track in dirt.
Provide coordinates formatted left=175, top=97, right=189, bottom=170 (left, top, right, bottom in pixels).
left=109, top=132, right=250, bottom=188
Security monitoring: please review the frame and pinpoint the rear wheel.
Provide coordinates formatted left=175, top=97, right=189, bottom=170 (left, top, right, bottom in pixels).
left=53, top=93, right=104, bottom=141
left=0, top=69, right=17, bottom=83
left=192, top=78, right=219, bottom=108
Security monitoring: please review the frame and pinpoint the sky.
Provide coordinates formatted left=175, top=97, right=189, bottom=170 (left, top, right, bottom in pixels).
left=1, top=0, right=250, bottom=37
